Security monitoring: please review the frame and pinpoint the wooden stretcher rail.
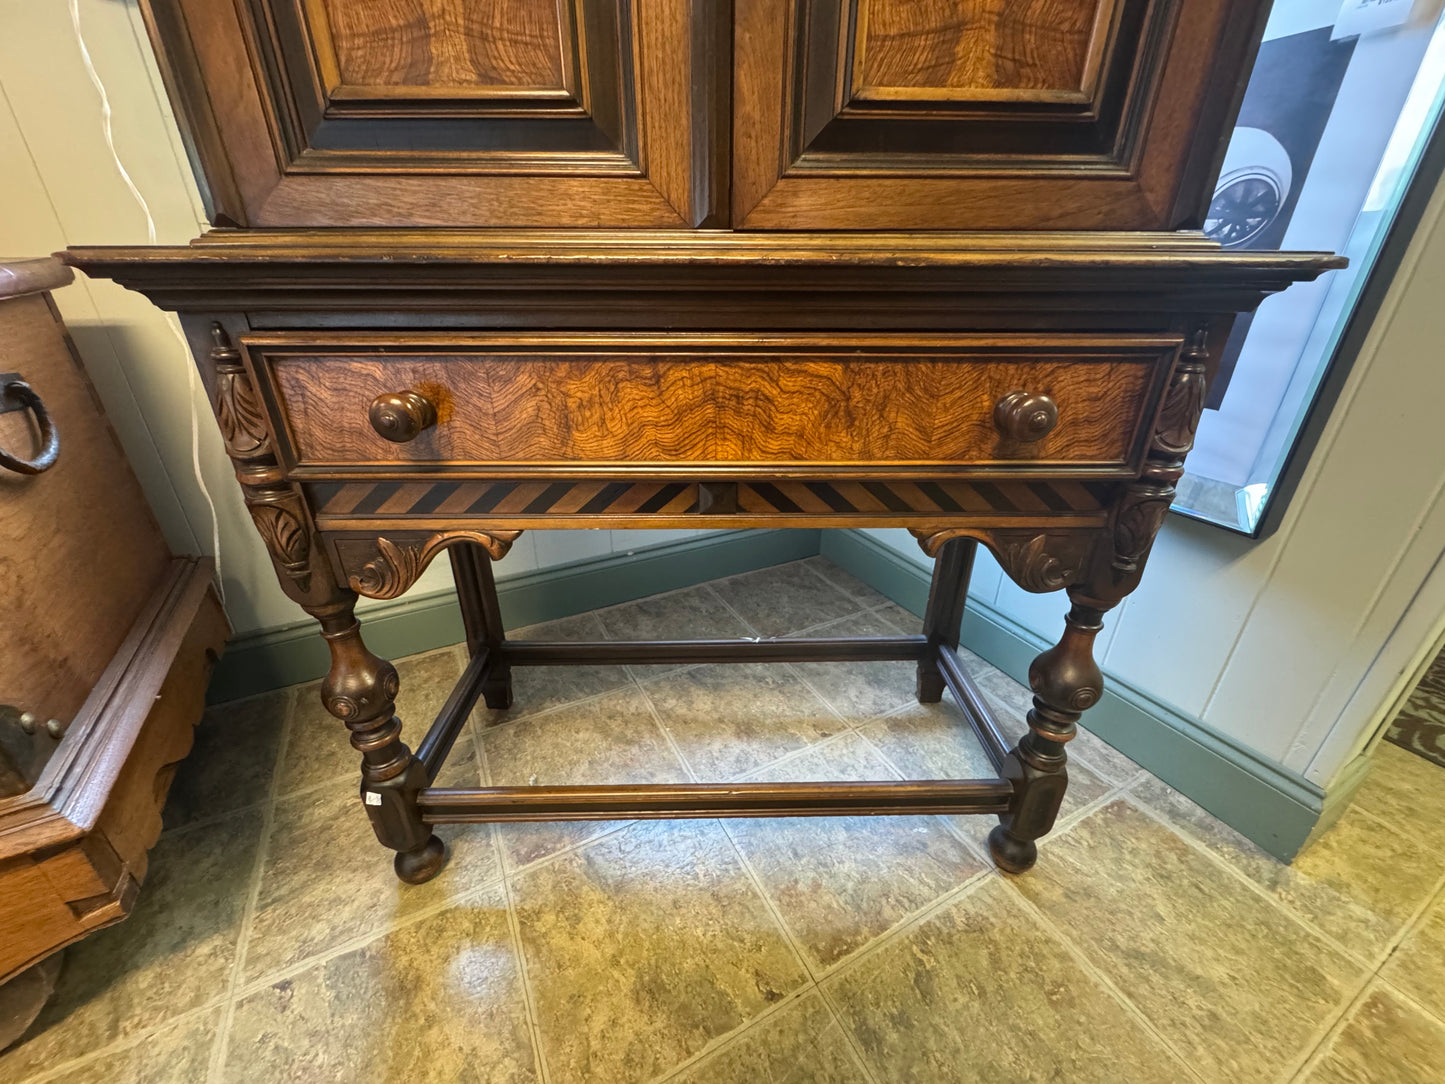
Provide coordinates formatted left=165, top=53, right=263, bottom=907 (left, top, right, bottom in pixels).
left=416, top=647, right=492, bottom=781
left=498, top=635, right=929, bottom=666
left=938, top=644, right=1015, bottom=772
left=417, top=779, right=1014, bottom=822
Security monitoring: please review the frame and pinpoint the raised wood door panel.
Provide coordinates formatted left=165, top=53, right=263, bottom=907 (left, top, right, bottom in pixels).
left=243, top=333, right=1180, bottom=478
left=732, top=0, right=1269, bottom=229
left=144, top=0, right=724, bottom=226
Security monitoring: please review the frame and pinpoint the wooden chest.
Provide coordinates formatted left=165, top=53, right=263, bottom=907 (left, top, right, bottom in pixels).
left=0, top=259, right=227, bottom=1033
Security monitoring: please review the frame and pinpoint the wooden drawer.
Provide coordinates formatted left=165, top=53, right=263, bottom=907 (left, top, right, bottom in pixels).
left=246, top=333, right=1181, bottom=479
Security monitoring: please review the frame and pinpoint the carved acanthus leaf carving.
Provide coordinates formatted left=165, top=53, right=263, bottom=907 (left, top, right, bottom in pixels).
left=348, top=531, right=525, bottom=600
left=995, top=532, right=1089, bottom=593
left=353, top=537, right=426, bottom=600
left=250, top=502, right=312, bottom=591
left=1152, top=327, right=1209, bottom=459
left=208, top=323, right=271, bottom=460
left=214, top=369, right=270, bottom=458
left=1111, top=484, right=1173, bottom=574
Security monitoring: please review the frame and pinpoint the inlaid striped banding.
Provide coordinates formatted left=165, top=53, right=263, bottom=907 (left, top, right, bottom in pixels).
left=308, top=478, right=1114, bottom=520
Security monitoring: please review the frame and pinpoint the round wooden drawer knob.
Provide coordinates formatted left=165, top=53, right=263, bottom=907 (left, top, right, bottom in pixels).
left=369, top=391, right=437, bottom=443
left=993, top=391, right=1058, bottom=443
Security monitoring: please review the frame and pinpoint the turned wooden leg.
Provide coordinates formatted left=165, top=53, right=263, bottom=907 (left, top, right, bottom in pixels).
left=917, top=537, right=977, bottom=703
left=989, top=588, right=1109, bottom=874
left=312, top=600, right=448, bottom=884
left=449, top=543, right=512, bottom=709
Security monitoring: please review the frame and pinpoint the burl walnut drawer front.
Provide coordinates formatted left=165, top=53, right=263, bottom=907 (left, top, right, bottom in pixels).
left=246, top=334, right=1180, bottom=479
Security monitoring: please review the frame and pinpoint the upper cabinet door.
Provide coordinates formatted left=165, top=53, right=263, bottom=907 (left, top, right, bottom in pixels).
left=732, top=0, right=1268, bottom=230
left=146, top=0, right=726, bottom=227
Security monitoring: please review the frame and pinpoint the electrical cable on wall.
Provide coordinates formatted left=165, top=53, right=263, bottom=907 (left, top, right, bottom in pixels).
left=69, top=0, right=225, bottom=604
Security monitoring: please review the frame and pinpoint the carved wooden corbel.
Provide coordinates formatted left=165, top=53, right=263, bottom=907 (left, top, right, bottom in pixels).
left=1107, top=323, right=1212, bottom=578
left=345, top=530, right=525, bottom=600
left=910, top=526, right=978, bottom=559
left=248, top=494, right=312, bottom=592
left=210, top=325, right=270, bottom=459
left=992, top=530, right=1092, bottom=593
left=910, top=527, right=1093, bottom=594
left=208, top=323, right=324, bottom=600
left=1151, top=326, right=1209, bottom=459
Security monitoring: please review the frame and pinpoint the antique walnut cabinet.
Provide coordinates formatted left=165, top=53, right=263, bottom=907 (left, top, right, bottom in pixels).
left=66, top=1, right=1344, bottom=884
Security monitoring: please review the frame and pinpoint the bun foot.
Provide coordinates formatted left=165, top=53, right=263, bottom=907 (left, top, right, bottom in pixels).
left=394, top=834, right=448, bottom=884
left=988, top=825, right=1038, bottom=874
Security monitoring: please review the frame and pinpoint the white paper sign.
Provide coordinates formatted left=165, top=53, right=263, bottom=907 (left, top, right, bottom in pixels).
left=1334, top=0, right=1419, bottom=39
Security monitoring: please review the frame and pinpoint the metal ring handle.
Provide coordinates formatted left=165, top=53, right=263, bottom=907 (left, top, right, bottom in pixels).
left=0, top=378, right=60, bottom=475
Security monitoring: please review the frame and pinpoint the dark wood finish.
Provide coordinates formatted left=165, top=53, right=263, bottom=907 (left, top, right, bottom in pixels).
left=368, top=390, right=437, bottom=443
left=916, top=536, right=977, bottom=703
left=415, top=647, right=491, bottom=780
left=994, top=391, right=1060, bottom=444
left=69, top=7, right=1344, bottom=888
left=732, top=0, right=1272, bottom=230
left=419, top=779, right=1014, bottom=821
left=138, top=0, right=726, bottom=227
left=65, top=231, right=1343, bottom=314
left=449, top=543, right=512, bottom=708
left=502, top=636, right=929, bottom=665
left=937, top=644, right=1012, bottom=771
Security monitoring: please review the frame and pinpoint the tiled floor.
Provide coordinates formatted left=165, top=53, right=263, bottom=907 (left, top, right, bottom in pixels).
left=6, top=557, right=1445, bottom=1083
left=1387, top=646, right=1445, bottom=769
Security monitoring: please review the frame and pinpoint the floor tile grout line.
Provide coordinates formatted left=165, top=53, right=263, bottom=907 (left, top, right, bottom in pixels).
left=999, top=877, right=1213, bottom=1084
left=205, top=683, right=298, bottom=1084
left=712, top=819, right=884, bottom=1084
left=1373, top=971, right=1445, bottom=1031
left=1348, top=800, right=1414, bottom=835
left=158, top=798, right=270, bottom=840
left=474, top=680, right=644, bottom=739
left=14, top=994, right=234, bottom=1084
left=1120, top=791, right=1382, bottom=971
left=644, top=983, right=828, bottom=1084
left=797, top=555, right=888, bottom=610
left=499, top=848, right=554, bottom=1084
left=716, top=819, right=819, bottom=982
left=630, top=666, right=704, bottom=785
left=805, top=866, right=996, bottom=988
left=733, top=726, right=904, bottom=785
left=820, top=995, right=886, bottom=1084
left=701, top=580, right=769, bottom=639
left=1153, top=777, right=1445, bottom=980
left=1283, top=857, right=1445, bottom=1076
left=223, top=872, right=509, bottom=1003
left=777, top=656, right=892, bottom=732
left=1362, top=864, right=1445, bottom=975
left=1283, top=971, right=1380, bottom=1084
left=809, top=984, right=886, bottom=1084
left=479, top=682, right=637, bottom=877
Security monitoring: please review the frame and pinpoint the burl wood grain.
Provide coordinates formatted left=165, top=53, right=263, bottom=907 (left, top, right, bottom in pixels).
left=856, top=0, right=1113, bottom=97
left=731, top=0, right=1269, bottom=230
left=260, top=336, right=1171, bottom=474
left=317, top=0, right=566, bottom=88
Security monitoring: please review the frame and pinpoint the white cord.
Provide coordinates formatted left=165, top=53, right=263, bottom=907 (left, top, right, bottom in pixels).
left=70, top=0, right=225, bottom=604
